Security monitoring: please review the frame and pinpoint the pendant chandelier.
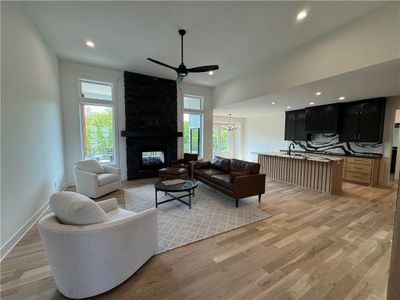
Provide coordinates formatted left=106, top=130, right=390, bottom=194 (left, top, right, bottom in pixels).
left=222, top=114, right=238, bottom=132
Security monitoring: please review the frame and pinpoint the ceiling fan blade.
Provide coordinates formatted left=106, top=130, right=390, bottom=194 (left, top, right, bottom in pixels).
left=176, top=76, right=184, bottom=85
left=187, top=65, right=219, bottom=73
left=147, top=58, right=177, bottom=71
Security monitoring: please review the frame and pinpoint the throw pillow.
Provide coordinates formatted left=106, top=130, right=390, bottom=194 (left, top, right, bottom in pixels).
left=50, top=191, right=110, bottom=225
left=230, top=171, right=250, bottom=183
left=74, top=160, right=105, bottom=174
left=211, top=156, right=231, bottom=173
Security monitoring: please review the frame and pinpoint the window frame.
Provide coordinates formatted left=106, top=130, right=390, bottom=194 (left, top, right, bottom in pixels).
left=213, top=124, right=230, bottom=154
left=78, top=78, right=118, bottom=165
left=183, top=94, right=204, bottom=159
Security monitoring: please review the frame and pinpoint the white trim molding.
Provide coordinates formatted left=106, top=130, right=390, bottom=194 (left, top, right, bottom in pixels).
left=0, top=183, right=67, bottom=261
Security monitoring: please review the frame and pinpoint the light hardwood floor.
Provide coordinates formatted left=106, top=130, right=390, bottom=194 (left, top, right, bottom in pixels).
left=1, top=179, right=397, bottom=300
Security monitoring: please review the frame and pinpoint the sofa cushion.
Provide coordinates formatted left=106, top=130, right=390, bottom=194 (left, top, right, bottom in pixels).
left=230, top=159, right=260, bottom=174
left=49, top=191, right=109, bottom=225
left=211, top=156, right=231, bottom=173
left=97, top=173, right=120, bottom=186
left=210, top=174, right=234, bottom=190
left=194, top=168, right=225, bottom=180
left=230, top=171, right=250, bottom=183
left=74, top=160, right=104, bottom=174
left=194, top=161, right=212, bottom=170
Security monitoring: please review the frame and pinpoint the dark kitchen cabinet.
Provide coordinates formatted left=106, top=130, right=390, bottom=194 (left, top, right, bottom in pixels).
left=285, top=109, right=309, bottom=141
left=339, top=98, right=386, bottom=143
left=339, top=103, right=360, bottom=141
left=305, top=104, right=339, bottom=133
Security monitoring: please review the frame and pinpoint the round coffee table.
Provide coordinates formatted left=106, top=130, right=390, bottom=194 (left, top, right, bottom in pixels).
left=154, top=179, right=198, bottom=209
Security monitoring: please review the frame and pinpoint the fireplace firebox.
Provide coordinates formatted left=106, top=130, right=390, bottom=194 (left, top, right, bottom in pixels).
left=141, top=151, right=165, bottom=169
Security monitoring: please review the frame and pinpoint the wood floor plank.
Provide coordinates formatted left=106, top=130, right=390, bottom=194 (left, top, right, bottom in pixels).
left=0, top=179, right=396, bottom=299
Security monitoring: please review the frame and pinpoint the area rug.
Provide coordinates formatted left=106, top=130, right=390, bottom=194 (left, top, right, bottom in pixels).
left=123, top=182, right=271, bottom=253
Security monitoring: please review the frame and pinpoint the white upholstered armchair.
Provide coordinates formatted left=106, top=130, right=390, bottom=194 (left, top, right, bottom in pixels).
left=73, top=160, right=121, bottom=198
left=38, top=192, right=158, bottom=299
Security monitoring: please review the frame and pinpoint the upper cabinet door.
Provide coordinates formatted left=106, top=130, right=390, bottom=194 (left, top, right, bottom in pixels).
left=305, top=104, right=339, bottom=133
left=358, top=99, right=386, bottom=143
left=284, top=111, right=296, bottom=141
left=339, top=103, right=360, bottom=142
left=295, top=109, right=308, bottom=140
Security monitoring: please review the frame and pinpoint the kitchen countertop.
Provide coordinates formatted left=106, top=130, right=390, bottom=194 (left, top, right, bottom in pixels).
left=253, top=152, right=344, bottom=163
left=278, top=150, right=382, bottom=159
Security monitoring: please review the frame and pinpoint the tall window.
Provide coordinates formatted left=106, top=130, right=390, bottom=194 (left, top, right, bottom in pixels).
left=183, top=95, right=203, bottom=157
left=213, top=125, right=229, bottom=158
left=79, top=79, right=116, bottom=163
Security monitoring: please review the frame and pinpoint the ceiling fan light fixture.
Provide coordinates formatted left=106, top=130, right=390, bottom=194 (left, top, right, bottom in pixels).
left=147, top=29, right=219, bottom=84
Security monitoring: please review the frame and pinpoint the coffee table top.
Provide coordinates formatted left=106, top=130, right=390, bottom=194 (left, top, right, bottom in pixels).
left=155, top=179, right=198, bottom=192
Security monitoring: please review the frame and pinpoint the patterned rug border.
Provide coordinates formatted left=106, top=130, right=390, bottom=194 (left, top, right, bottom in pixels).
left=123, top=182, right=272, bottom=254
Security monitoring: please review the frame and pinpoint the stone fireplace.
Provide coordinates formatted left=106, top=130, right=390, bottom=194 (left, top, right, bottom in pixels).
left=121, top=71, right=182, bottom=179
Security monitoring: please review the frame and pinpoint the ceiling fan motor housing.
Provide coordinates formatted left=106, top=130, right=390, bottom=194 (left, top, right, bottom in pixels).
left=177, top=63, right=188, bottom=77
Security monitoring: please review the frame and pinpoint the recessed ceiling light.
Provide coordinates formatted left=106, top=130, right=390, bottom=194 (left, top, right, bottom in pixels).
left=309, top=102, right=315, bottom=105
left=208, top=71, right=214, bottom=75
left=86, top=40, right=95, bottom=48
left=338, top=96, right=346, bottom=100
left=297, top=10, right=308, bottom=21
left=315, top=92, right=321, bottom=96
left=287, top=106, right=291, bottom=109
left=271, top=101, right=276, bottom=105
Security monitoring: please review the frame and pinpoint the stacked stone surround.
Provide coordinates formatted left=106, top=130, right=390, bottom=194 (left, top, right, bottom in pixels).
left=123, top=71, right=178, bottom=179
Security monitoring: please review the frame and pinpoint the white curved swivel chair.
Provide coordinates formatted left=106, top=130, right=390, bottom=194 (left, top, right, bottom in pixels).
left=73, top=160, right=121, bottom=198
left=38, top=192, right=158, bottom=299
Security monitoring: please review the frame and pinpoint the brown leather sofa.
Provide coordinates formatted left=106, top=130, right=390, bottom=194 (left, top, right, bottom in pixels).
left=193, top=157, right=266, bottom=207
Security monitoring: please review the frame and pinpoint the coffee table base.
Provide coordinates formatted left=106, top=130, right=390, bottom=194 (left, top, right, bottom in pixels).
left=155, top=190, right=194, bottom=209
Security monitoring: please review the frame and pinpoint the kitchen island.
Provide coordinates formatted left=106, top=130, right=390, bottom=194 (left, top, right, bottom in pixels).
left=256, top=152, right=344, bottom=195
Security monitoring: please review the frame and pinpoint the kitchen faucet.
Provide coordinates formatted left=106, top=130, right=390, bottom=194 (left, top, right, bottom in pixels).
left=288, top=143, right=295, bottom=156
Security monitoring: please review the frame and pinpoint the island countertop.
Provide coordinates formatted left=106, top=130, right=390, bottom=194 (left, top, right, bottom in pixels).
left=256, top=152, right=343, bottom=194
left=253, top=152, right=344, bottom=163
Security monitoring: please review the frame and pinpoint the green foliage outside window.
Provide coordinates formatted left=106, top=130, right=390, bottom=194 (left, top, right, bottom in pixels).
left=84, top=106, right=114, bottom=162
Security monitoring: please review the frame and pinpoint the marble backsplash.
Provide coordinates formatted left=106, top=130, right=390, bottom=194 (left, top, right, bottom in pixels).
left=290, top=133, right=383, bottom=156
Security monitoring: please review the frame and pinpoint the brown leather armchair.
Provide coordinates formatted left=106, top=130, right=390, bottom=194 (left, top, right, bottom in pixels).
left=171, top=153, right=198, bottom=176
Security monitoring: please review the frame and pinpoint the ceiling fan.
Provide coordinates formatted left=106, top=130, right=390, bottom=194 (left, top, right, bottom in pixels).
left=147, top=29, right=219, bottom=84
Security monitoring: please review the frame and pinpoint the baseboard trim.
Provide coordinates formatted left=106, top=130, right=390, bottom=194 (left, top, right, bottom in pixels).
left=0, top=182, right=68, bottom=262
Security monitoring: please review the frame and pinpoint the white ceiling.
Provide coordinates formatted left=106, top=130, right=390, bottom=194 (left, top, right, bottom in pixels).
left=214, top=59, right=400, bottom=117
left=21, top=1, right=384, bottom=86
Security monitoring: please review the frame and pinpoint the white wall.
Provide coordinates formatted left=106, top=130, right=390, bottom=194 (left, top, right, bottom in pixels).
left=244, top=113, right=287, bottom=162
left=178, top=83, right=213, bottom=160
left=213, top=2, right=400, bottom=108
left=1, top=2, right=65, bottom=258
left=60, top=61, right=125, bottom=183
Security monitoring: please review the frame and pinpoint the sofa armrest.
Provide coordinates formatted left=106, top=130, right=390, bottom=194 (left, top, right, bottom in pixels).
left=73, top=167, right=98, bottom=188
left=97, top=198, right=118, bottom=213
left=234, top=174, right=266, bottom=198
left=194, top=161, right=212, bottom=170
left=171, top=159, right=185, bottom=166
left=103, top=165, right=121, bottom=177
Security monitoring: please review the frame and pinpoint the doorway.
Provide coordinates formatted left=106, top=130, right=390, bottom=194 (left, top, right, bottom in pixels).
left=390, top=109, right=400, bottom=181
